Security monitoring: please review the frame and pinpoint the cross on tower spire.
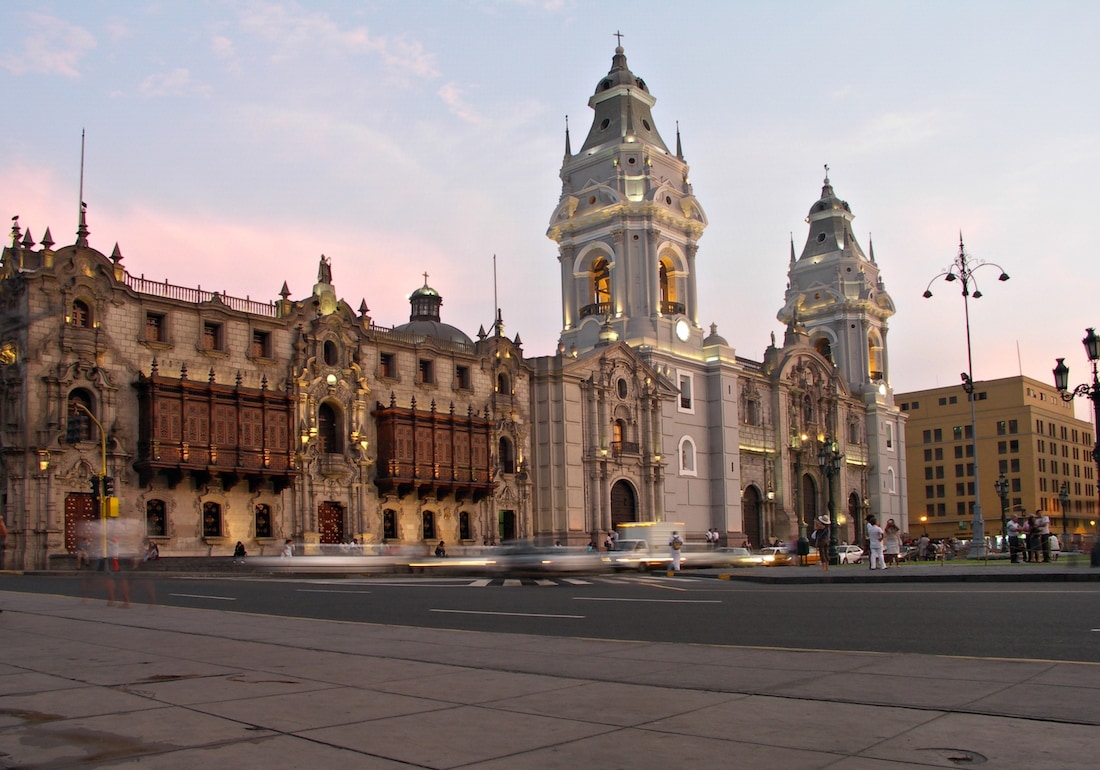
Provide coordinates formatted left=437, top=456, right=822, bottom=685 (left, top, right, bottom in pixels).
left=614, top=30, right=624, bottom=47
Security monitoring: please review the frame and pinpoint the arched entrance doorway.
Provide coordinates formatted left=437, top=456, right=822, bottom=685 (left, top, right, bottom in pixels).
left=801, top=474, right=818, bottom=533
left=610, top=479, right=637, bottom=528
left=743, top=486, right=762, bottom=549
left=848, top=492, right=862, bottom=546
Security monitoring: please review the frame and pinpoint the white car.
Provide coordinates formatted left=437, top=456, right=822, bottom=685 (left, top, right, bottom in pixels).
left=835, top=545, right=864, bottom=564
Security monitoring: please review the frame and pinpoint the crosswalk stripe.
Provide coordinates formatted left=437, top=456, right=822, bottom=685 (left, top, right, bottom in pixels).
left=562, top=577, right=593, bottom=585
left=469, top=579, right=491, bottom=587
left=534, top=579, right=556, bottom=586
left=503, top=578, right=522, bottom=587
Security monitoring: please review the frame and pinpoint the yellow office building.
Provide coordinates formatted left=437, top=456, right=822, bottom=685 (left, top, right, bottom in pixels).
left=898, top=376, right=1096, bottom=547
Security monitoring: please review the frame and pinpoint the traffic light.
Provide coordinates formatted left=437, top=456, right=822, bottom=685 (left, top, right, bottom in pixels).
left=89, top=475, right=101, bottom=498
left=103, top=476, right=115, bottom=497
left=66, top=414, right=87, bottom=443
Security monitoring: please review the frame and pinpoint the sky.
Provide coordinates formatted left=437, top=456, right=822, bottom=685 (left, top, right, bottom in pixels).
left=3, top=1, right=1099, bottom=419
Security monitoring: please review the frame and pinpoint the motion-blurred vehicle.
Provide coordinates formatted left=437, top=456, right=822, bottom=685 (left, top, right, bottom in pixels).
left=489, top=543, right=603, bottom=574
left=714, top=547, right=766, bottom=567
left=759, top=546, right=791, bottom=566
left=604, top=539, right=670, bottom=572
left=835, top=545, right=864, bottom=564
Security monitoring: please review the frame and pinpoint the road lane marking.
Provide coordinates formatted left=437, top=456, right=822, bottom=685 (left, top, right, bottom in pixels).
left=503, top=579, right=522, bottom=587
left=169, top=593, right=236, bottom=601
left=470, top=579, right=491, bottom=587
left=535, top=579, right=556, bottom=586
left=431, top=609, right=584, bottom=619
left=574, top=597, right=721, bottom=604
left=562, top=578, right=593, bottom=585
left=296, top=589, right=371, bottom=594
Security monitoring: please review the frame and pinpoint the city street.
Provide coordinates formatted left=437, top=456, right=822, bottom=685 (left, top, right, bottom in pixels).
left=6, top=570, right=1099, bottom=662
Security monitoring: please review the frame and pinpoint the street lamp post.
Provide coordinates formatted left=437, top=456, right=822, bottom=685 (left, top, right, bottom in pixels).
left=994, top=472, right=1009, bottom=554
left=1053, top=326, right=1100, bottom=566
left=1058, top=482, right=1070, bottom=547
left=817, top=436, right=843, bottom=565
left=923, top=235, right=1010, bottom=558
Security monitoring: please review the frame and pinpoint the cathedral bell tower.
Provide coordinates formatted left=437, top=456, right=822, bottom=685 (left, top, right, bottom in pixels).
left=548, top=45, right=708, bottom=358
left=778, top=172, right=896, bottom=393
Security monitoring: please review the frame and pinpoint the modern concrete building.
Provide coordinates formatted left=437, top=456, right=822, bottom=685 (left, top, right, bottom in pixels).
left=898, top=375, right=1096, bottom=544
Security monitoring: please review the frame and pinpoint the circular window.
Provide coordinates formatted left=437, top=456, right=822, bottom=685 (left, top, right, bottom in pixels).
left=665, top=195, right=672, bottom=205
left=600, top=118, right=610, bottom=130
left=642, top=119, right=651, bottom=131
left=817, top=233, right=826, bottom=243
left=617, top=378, right=628, bottom=398
left=846, top=266, right=852, bottom=272
left=627, top=157, right=636, bottom=164
left=814, top=293, right=821, bottom=300
left=632, top=234, right=639, bottom=241
left=323, top=340, right=339, bottom=366
left=589, top=195, right=596, bottom=205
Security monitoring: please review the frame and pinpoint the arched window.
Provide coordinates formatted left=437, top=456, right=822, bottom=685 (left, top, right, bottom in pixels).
left=496, top=372, right=511, bottom=395
left=678, top=436, right=697, bottom=476
left=255, top=504, right=272, bottom=538
left=323, top=340, right=339, bottom=366
left=67, top=390, right=95, bottom=442
left=318, top=402, right=343, bottom=453
left=422, top=511, right=436, bottom=541
left=383, top=509, right=397, bottom=541
left=498, top=436, right=515, bottom=474
left=459, top=512, right=471, bottom=541
left=71, top=299, right=91, bottom=328
left=146, top=499, right=166, bottom=537
left=202, top=502, right=222, bottom=537
left=815, top=337, right=833, bottom=362
left=803, top=394, right=814, bottom=427
left=591, top=257, right=610, bottom=307
left=868, top=331, right=884, bottom=381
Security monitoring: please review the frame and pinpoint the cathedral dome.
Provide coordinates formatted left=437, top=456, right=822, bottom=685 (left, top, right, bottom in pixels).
left=594, top=46, right=649, bottom=95
left=392, top=277, right=472, bottom=345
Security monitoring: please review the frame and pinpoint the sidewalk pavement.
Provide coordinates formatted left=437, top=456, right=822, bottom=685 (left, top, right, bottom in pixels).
left=1, top=587, right=1098, bottom=768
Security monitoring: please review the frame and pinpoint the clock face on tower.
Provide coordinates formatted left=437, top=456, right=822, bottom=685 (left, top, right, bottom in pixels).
left=675, top=319, right=690, bottom=342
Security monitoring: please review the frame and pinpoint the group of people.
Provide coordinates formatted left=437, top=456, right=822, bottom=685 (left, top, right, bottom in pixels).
left=1007, top=510, right=1053, bottom=563
left=864, top=515, right=903, bottom=570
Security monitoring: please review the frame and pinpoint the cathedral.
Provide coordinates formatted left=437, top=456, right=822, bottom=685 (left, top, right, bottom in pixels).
left=0, top=45, right=906, bottom=568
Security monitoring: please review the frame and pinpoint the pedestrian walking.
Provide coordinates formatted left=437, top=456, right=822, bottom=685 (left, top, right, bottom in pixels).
left=668, top=530, right=684, bottom=572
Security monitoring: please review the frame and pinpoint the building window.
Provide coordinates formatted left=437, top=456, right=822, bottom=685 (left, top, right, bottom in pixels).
left=145, top=313, right=165, bottom=342
left=418, top=359, right=434, bottom=385
left=318, top=402, right=343, bottom=453
left=255, top=504, right=272, bottom=538
left=455, top=365, right=471, bottom=390
left=1009, top=419, right=1018, bottom=434
left=924, top=449, right=933, bottom=462
left=678, top=436, right=697, bottom=476
left=497, top=372, right=511, bottom=395
left=925, top=467, right=934, bottom=480
left=423, top=511, right=436, bottom=541
left=885, top=423, right=894, bottom=449
left=202, top=502, right=222, bottom=537
left=590, top=257, right=610, bottom=309
left=746, top=399, right=761, bottom=426
left=323, top=340, right=339, bottom=366
left=202, top=321, right=223, bottom=351
left=678, top=372, right=694, bottom=412
left=459, top=512, right=471, bottom=541
left=617, top=378, right=629, bottom=399
left=67, top=390, right=95, bottom=442
left=71, top=299, right=91, bottom=328
left=499, top=437, right=516, bottom=474
left=997, top=420, right=1007, bottom=436
left=380, top=352, right=396, bottom=379
left=251, top=330, right=271, bottom=358
left=146, top=499, right=166, bottom=537
left=383, top=509, right=397, bottom=540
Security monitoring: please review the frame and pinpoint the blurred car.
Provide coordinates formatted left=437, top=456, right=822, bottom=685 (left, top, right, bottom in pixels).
left=714, top=547, right=766, bottom=567
left=759, top=546, right=791, bottom=566
left=835, top=545, right=864, bottom=564
left=604, top=539, right=671, bottom=572
left=490, top=544, right=602, bottom=574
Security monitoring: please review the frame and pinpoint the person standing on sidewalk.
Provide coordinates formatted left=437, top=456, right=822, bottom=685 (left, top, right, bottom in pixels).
left=1007, top=515, right=1023, bottom=563
left=813, top=515, right=830, bottom=571
left=866, top=514, right=886, bottom=570
left=884, top=519, right=902, bottom=567
left=1035, top=510, right=1052, bottom=562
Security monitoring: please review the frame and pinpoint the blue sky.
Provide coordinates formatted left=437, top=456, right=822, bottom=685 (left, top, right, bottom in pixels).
left=3, top=1, right=1099, bottom=413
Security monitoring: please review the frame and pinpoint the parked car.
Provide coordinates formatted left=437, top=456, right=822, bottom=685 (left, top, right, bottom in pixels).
left=835, top=544, right=864, bottom=564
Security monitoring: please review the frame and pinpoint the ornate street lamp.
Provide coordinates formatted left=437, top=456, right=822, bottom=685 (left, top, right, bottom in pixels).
left=1058, top=481, right=1070, bottom=546
left=924, top=236, right=1010, bottom=558
left=1053, top=327, right=1100, bottom=565
left=994, top=472, right=1009, bottom=553
left=817, top=436, right=843, bottom=565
